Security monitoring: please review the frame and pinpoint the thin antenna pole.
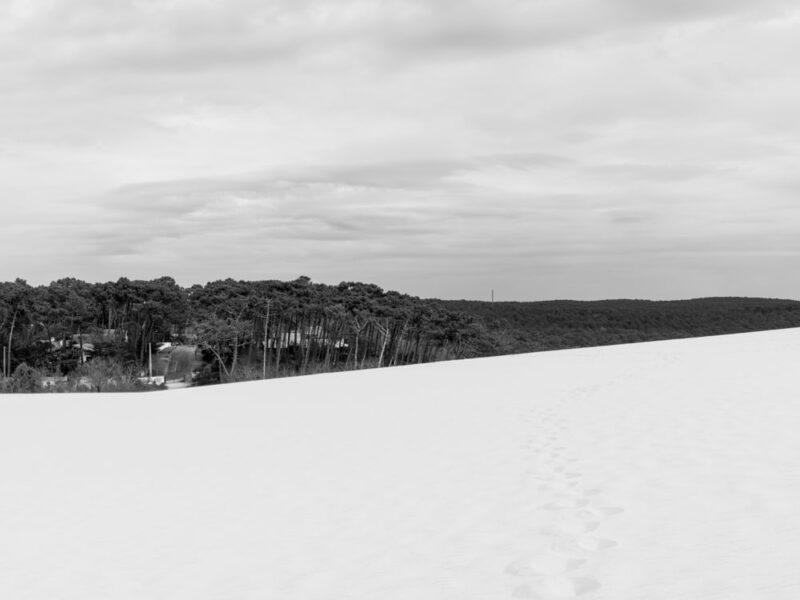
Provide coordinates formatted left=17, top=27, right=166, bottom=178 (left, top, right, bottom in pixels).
left=491, top=289, right=494, bottom=303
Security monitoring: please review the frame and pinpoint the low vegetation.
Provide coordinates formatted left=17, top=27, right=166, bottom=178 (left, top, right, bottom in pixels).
left=441, top=297, right=800, bottom=354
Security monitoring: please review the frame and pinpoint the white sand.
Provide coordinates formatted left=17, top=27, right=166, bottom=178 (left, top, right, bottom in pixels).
left=3, top=328, right=800, bottom=599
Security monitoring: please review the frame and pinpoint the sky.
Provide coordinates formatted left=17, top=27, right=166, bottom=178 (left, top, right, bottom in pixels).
left=2, top=0, right=800, bottom=300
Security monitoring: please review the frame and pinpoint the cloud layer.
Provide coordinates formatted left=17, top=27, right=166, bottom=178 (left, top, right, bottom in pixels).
left=2, top=0, right=800, bottom=299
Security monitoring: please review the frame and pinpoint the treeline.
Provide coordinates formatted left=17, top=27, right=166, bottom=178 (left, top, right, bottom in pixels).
left=0, top=276, right=488, bottom=389
left=439, top=297, right=800, bottom=354
left=5, top=277, right=800, bottom=392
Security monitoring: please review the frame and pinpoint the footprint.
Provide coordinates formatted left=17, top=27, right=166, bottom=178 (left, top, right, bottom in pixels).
left=505, top=554, right=586, bottom=577
left=540, top=499, right=589, bottom=511
left=558, top=520, right=600, bottom=536
left=575, top=537, right=618, bottom=552
left=515, top=576, right=601, bottom=598
left=598, top=506, right=624, bottom=516
left=542, top=576, right=601, bottom=597
left=575, top=510, right=598, bottom=521
left=512, top=584, right=539, bottom=598
left=543, top=481, right=579, bottom=494
left=575, top=506, right=623, bottom=520
left=550, top=536, right=617, bottom=556
left=540, top=520, right=598, bottom=537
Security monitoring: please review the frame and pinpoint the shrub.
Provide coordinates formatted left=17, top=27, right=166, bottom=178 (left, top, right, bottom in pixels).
left=78, top=357, right=138, bottom=392
left=3, top=363, right=43, bottom=393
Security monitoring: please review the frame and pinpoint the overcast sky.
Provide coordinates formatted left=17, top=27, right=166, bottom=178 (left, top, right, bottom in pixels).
left=2, top=0, right=800, bottom=300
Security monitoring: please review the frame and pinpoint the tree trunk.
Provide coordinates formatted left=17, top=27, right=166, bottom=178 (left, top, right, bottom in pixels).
left=262, top=317, right=268, bottom=379
left=274, top=319, right=283, bottom=372
left=206, top=342, right=230, bottom=378
left=7, top=309, right=19, bottom=376
left=377, top=322, right=389, bottom=368
left=391, top=320, right=408, bottom=366
left=231, top=332, right=239, bottom=377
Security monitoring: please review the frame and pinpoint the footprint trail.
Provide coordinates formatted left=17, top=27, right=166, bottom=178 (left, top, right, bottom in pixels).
left=505, top=391, right=624, bottom=598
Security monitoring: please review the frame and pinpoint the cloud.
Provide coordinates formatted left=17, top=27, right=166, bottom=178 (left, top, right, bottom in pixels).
left=5, top=0, right=795, bottom=84
left=54, top=145, right=795, bottom=270
left=2, top=0, right=800, bottom=298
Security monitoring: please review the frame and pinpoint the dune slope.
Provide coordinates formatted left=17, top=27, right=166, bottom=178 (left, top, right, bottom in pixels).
left=3, top=328, right=800, bottom=599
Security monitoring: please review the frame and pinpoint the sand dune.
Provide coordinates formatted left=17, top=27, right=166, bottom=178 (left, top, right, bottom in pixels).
left=3, top=328, right=800, bottom=599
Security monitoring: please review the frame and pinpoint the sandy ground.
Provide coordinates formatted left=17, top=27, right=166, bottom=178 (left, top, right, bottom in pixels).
left=3, top=328, right=800, bottom=599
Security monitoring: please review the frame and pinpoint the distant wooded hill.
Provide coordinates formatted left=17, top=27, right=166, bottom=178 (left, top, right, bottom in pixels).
left=437, top=297, right=800, bottom=355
